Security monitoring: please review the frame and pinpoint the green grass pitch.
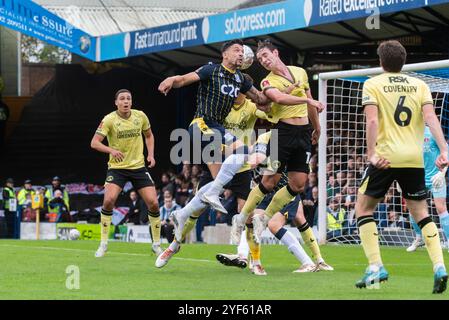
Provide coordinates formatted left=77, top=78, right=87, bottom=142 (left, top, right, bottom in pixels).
left=0, top=240, right=448, bottom=300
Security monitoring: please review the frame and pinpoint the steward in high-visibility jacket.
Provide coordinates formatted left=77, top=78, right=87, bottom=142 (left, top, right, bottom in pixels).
left=327, top=206, right=346, bottom=232
left=45, top=176, right=70, bottom=214
left=17, top=179, right=35, bottom=206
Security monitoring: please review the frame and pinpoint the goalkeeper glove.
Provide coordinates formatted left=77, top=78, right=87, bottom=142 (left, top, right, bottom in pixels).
left=431, top=166, right=448, bottom=189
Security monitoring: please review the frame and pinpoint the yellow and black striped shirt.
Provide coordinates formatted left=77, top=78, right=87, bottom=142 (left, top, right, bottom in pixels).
left=194, top=63, right=253, bottom=124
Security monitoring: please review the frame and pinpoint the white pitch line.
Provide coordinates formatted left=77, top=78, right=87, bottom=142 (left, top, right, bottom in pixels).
left=0, top=244, right=215, bottom=263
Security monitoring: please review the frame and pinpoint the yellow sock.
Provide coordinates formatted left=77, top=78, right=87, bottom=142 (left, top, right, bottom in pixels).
left=358, top=216, right=382, bottom=266
left=265, top=186, right=296, bottom=218
left=420, top=218, right=444, bottom=269
left=181, top=209, right=203, bottom=241
left=101, top=209, right=112, bottom=243
left=148, top=211, right=161, bottom=244
left=241, top=184, right=269, bottom=216
left=298, top=222, right=322, bottom=262
left=246, top=226, right=261, bottom=261
left=182, top=217, right=198, bottom=241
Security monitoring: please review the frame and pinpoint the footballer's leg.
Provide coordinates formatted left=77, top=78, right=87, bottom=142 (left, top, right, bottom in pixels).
left=399, top=168, right=447, bottom=293
left=231, top=174, right=279, bottom=244
left=95, top=179, right=123, bottom=257
left=138, top=186, right=162, bottom=256
left=294, top=199, right=333, bottom=271
left=407, top=199, right=448, bottom=294
left=133, top=168, right=161, bottom=255
left=267, top=211, right=315, bottom=273
left=355, top=193, right=389, bottom=288
left=202, top=140, right=249, bottom=212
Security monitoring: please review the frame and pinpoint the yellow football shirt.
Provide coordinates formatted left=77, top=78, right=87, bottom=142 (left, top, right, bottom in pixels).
left=362, top=72, right=434, bottom=168
left=96, top=109, right=151, bottom=170
left=260, top=66, right=310, bottom=123
left=224, top=98, right=269, bottom=172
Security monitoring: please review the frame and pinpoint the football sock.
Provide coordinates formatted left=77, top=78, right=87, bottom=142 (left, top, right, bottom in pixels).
left=179, top=182, right=212, bottom=220
left=237, top=229, right=250, bottom=258
left=274, top=227, right=313, bottom=265
left=246, top=224, right=261, bottom=261
left=419, top=217, right=445, bottom=271
left=100, top=208, right=112, bottom=243
left=205, top=153, right=246, bottom=196
left=357, top=216, right=383, bottom=267
left=181, top=211, right=202, bottom=241
left=241, top=184, right=270, bottom=216
left=298, top=222, right=322, bottom=262
left=265, top=185, right=298, bottom=218
left=148, top=210, right=161, bottom=244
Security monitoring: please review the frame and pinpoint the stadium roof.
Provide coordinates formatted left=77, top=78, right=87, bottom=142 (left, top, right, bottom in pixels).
left=33, top=0, right=265, bottom=36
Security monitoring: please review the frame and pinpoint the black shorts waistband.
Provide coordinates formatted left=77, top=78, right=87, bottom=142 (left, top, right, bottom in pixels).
left=275, top=122, right=312, bottom=130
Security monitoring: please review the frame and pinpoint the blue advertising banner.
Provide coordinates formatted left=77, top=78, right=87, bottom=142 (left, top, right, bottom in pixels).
left=100, top=18, right=205, bottom=61
left=205, top=0, right=306, bottom=43
left=307, top=0, right=449, bottom=27
left=0, top=0, right=96, bottom=60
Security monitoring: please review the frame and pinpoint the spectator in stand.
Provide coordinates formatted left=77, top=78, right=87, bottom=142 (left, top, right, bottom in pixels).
left=125, top=190, right=146, bottom=225
left=48, top=189, right=70, bottom=222
left=343, top=184, right=357, bottom=235
left=388, top=210, right=409, bottom=229
left=182, top=163, right=191, bottom=181
left=327, top=175, right=338, bottom=198
left=327, top=197, right=346, bottom=240
left=160, top=172, right=175, bottom=196
left=216, top=189, right=237, bottom=224
left=309, top=154, right=318, bottom=173
left=335, top=171, right=346, bottom=192
left=191, top=165, right=202, bottom=179
left=45, top=176, right=70, bottom=222
left=17, top=179, right=36, bottom=210
left=304, top=172, right=317, bottom=200
left=2, top=178, right=16, bottom=238
left=303, top=186, right=318, bottom=227
left=175, top=176, right=192, bottom=207
left=159, top=191, right=181, bottom=243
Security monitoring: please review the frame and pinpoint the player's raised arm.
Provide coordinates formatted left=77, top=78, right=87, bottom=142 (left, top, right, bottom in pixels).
left=423, top=104, right=449, bottom=169
left=158, top=72, right=200, bottom=96
left=263, top=87, right=324, bottom=112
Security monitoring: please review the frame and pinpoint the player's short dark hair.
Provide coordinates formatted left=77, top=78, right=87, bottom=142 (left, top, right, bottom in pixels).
left=256, top=39, right=277, bottom=53
left=115, top=89, right=131, bottom=100
left=221, top=39, right=244, bottom=53
left=377, top=40, right=407, bottom=72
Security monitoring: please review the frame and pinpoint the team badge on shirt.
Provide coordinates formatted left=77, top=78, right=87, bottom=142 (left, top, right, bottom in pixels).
left=235, top=74, right=241, bottom=83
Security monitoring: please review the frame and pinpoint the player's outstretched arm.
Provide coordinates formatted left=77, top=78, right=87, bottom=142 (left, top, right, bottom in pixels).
left=158, top=72, right=200, bottom=96
left=244, top=86, right=271, bottom=107
left=143, top=128, right=156, bottom=168
left=423, top=104, right=449, bottom=169
left=90, top=133, right=124, bottom=162
left=264, top=87, right=324, bottom=112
